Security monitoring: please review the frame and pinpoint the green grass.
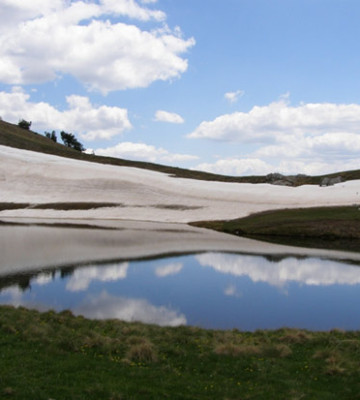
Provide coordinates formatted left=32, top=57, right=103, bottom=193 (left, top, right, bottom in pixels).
left=2, top=119, right=360, bottom=184
left=191, top=206, right=360, bottom=252
left=1, top=306, right=360, bottom=399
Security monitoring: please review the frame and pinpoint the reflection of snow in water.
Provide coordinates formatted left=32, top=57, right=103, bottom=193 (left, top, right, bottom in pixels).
left=74, top=290, right=186, bottom=327
left=155, top=262, right=183, bottom=277
left=196, top=253, right=360, bottom=288
left=66, top=263, right=129, bottom=292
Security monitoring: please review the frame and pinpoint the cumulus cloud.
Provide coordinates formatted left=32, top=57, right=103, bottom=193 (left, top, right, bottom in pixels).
left=0, top=87, right=132, bottom=140
left=224, top=90, right=244, bottom=104
left=74, top=290, right=187, bottom=326
left=96, top=142, right=198, bottom=163
left=189, top=96, right=360, bottom=176
left=101, top=0, right=166, bottom=21
left=194, top=151, right=360, bottom=177
left=193, top=158, right=272, bottom=176
left=154, top=110, right=185, bottom=124
left=0, top=0, right=195, bottom=93
left=188, top=97, right=360, bottom=142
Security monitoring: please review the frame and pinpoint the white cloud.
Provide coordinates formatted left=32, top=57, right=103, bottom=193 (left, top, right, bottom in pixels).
left=274, top=159, right=360, bottom=176
left=154, top=110, right=185, bottom=124
left=155, top=262, right=183, bottom=277
left=224, top=90, right=244, bottom=104
left=188, top=98, right=360, bottom=142
left=0, top=0, right=164, bottom=25
left=101, top=0, right=165, bottom=21
left=0, top=0, right=195, bottom=93
left=194, top=158, right=272, bottom=176
left=189, top=96, right=360, bottom=176
left=74, top=290, right=187, bottom=326
left=194, top=154, right=360, bottom=177
left=0, top=88, right=132, bottom=140
left=96, top=142, right=198, bottom=163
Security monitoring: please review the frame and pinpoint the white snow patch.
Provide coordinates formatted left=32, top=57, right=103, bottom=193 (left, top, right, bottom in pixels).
left=1, top=145, right=359, bottom=223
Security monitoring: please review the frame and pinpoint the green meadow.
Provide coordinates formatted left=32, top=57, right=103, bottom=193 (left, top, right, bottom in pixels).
left=1, top=306, right=360, bottom=399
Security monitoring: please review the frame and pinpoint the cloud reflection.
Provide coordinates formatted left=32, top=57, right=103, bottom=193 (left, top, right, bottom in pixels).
left=74, top=291, right=186, bottom=327
left=66, top=263, right=129, bottom=292
left=34, top=272, right=55, bottom=286
left=0, top=286, right=24, bottom=306
left=196, top=253, right=360, bottom=288
left=0, top=286, right=51, bottom=312
left=155, top=262, right=183, bottom=277
left=224, top=284, right=242, bottom=298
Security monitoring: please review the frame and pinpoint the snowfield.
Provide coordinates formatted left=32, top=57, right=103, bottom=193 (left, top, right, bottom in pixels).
left=0, top=145, right=359, bottom=222
left=1, top=144, right=360, bottom=273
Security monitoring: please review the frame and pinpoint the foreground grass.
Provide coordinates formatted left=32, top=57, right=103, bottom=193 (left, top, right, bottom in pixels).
left=1, top=306, right=360, bottom=399
left=192, top=206, right=360, bottom=252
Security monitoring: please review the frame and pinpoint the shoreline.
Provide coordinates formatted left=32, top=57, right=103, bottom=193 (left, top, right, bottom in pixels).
left=1, top=217, right=360, bottom=278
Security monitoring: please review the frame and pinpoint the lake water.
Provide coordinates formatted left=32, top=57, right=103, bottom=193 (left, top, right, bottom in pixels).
left=1, top=250, right=360, bottom=331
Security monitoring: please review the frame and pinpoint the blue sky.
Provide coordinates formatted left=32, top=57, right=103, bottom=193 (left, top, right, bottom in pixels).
left=0, top=0, right=360, bottom=176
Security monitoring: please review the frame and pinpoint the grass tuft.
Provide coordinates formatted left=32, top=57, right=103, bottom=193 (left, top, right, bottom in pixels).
left=214, top=343, right=261, bottom=357
left=279, top=329, right=313, bottom=344
left=261, top=343, right=293, bottom=358
left=126, top=341, right=158, bottom=363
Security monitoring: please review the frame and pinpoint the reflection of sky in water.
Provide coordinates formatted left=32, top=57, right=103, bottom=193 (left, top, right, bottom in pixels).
left=1, top=253, right=360, bottom=330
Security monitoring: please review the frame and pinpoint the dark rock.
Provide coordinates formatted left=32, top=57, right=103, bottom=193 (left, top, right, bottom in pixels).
left=320, top=176, right=342, bottom=187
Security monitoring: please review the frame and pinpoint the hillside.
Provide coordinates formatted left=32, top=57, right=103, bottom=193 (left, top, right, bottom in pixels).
left=0, top=119, right=260, bottom=183
left=1, top=119, right=360, bottom=185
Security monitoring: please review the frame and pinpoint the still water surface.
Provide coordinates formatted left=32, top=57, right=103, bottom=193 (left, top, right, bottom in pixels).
left=1, top=252, right=360, bottom=331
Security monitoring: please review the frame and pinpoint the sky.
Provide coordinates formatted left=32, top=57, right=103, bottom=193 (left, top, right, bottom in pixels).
left=0, top=0, right=360, bottom=176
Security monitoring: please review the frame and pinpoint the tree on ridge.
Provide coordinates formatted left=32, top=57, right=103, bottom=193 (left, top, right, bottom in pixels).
left=60, top=131, right=85, bottom=152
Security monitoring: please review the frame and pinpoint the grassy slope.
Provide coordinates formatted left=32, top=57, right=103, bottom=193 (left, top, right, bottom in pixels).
left=1, top=119, right=360, bottom=184
left=1, top=305, right=360, bottom=400
left=0, top=120, right=262, bottom=183
left=192, top=206, right=360, bottom=251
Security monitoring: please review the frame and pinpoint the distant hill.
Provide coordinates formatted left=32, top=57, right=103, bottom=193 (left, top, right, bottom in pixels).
left=1, top=119, right=359, bottom=185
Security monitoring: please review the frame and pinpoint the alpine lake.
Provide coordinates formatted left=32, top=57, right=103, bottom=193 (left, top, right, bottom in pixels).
left=1, top=219, right=360, bottom=332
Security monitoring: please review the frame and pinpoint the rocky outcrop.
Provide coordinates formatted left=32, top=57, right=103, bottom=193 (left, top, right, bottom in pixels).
left=319, top=176, right=342, bottom=187
left=265, top=173, right=308, bottom=187
left=265, top=173, right=343, bottom=187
